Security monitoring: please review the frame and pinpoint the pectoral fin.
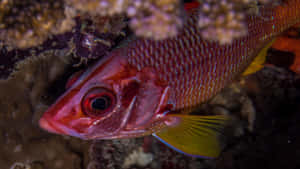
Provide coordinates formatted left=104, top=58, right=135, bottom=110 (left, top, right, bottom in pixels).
left=153, top=115, right=228, bottom=158
left=243, top=38, right=276, bottom=76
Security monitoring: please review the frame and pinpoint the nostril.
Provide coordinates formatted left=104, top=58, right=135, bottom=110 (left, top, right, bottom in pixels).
left=71, top=108, right=78, bottom=116
left=39, top=118, right=49, bottom=129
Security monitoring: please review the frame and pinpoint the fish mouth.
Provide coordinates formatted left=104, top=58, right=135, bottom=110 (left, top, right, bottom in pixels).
left=39, top=116, right=83, bottom=138
left=39, top=117, right=61, bottom=134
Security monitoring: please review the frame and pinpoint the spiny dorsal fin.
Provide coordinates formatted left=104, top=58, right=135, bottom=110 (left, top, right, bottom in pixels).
left=153, top=115, right=228, bottom=158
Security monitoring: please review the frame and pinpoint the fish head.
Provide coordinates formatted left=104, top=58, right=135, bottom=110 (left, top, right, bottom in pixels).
left=39, top=53, right=172, bottom=139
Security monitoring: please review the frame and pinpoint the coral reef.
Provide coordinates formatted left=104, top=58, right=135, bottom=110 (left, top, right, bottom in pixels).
left=64, top=0, right=183, bottom=40
left=122, top=147, right=153, bottom=168
left=71, top=16, right=126, bottom=65
left=0, top=16, right=122, bottom=79
left=0, top=47, right=89, bottom=169
left=197, top=0, right=248, bottom=44
left=0, top=0, right=76, bottom=48
left=88, top=138, right=208, bottom=169
left=215, top=67, right=300, bottom=169
left=0, top=0, right=124, bottom=50
left=0, top=32, right=73, bottom=79
left=0, top=0, right=284, bottom=49
left=0, top=12, right=120, bottom=169
left=196, top=0, right=281, bottom=44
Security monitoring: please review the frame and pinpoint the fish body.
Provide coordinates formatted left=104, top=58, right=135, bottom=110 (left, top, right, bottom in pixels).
left=40, top=0, right=300, bottom=158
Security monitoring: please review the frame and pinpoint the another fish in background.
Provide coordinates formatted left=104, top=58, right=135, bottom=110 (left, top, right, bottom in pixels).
left=39, top=0, right=300, bottom=158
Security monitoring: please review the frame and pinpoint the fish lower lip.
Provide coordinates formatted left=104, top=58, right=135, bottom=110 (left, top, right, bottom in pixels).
left=39, top=117, right=84, bottom=138
left=39, top=117, right=63, bottom=134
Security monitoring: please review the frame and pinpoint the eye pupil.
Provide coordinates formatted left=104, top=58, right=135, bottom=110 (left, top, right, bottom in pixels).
left=91, top=96, right=111, bottom=110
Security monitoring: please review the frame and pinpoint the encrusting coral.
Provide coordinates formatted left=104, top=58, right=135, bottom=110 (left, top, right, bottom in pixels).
left=0, top=0, right=76, bottom=49
left=196, top=0, right=280, bottom=44
left=0, top=0, right=283, bottom=49
left=65, top=0, right=183, bottom=40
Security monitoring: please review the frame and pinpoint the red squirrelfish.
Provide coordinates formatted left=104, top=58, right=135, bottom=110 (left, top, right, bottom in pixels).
left=39, top=0, right=300, bottom=158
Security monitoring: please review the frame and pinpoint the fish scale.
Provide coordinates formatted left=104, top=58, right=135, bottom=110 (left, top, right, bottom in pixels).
left=124, top=1, right=300, bottom=110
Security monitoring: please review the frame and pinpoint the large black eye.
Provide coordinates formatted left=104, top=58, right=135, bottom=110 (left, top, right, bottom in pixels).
left=82, top=88, right=116, bottom=117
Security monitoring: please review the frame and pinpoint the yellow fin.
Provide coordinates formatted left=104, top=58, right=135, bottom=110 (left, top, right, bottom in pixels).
left=153, top=115, right=228, bottom=158
left=243, top=38, right=276, bottom=76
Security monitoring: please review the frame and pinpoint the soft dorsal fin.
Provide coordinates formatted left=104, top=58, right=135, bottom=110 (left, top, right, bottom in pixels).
left=153, top=114, right=228, bottom=158
left=65, top=70, right=84, bottom=89
left=243, top=38, right=276, bottom=76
